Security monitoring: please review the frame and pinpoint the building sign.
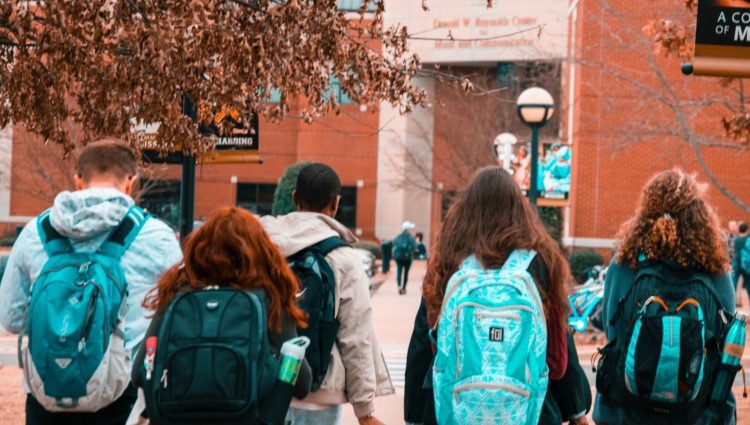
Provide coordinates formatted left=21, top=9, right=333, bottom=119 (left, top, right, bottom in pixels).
left=503, top=141, right=570, bottom=204
left=693, top=0, right=750, bottom=77
left=385, top=0, right=568, bottom=63
left=135, top=106, right=260, bottom=164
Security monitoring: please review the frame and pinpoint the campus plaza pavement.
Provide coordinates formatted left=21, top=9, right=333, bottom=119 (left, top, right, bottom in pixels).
left=2, top=260, right=750, bottom=424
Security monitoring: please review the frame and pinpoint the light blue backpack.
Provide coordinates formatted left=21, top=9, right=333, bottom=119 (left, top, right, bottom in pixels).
left=433, top=250, right=548, bottom=425
left=19, top=206, right=148, bottom=411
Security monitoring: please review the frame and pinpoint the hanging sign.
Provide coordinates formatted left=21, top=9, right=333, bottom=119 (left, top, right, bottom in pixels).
left=137, top=106, right=261, bottom=164
left=692, top=0, right=750, bottom=77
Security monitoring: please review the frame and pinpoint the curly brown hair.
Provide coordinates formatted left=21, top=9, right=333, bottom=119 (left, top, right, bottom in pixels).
left=423, top=167, right=571, bottom=333
left=617, top=169, right=730, bottom=273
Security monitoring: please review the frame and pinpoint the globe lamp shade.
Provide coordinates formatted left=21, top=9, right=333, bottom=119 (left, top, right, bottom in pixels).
left=516, top=87, right=555, bottom=126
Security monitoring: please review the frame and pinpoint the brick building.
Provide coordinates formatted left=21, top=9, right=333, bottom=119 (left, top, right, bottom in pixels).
left=566, top=0, right=750, bottom=251
left=0, top=97, right=380, bottom=240
left=2, top=0, right=748, bottom=250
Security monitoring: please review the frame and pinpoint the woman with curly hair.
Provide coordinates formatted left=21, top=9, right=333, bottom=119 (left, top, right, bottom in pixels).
left=593, top=169, right=735, bottom=425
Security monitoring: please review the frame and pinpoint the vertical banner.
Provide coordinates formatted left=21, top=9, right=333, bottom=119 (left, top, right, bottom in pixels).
left=506, top=142, right=571, bottom=204
left=693, top=0, right=750, bottom=77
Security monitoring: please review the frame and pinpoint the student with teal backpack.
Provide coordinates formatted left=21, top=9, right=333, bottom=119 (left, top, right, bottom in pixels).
left=593, top=169, right=737, bottom=425
left=0, top=139, right=182, bottom=424
left=422, top=167, right=573, bottom=425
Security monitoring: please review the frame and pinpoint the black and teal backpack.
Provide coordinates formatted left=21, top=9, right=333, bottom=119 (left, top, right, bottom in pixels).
left=595, top=261, right=730, bottom=424
left=144, top=288, right=278, bottom=425
left=287, top=236, right=348, bottom=391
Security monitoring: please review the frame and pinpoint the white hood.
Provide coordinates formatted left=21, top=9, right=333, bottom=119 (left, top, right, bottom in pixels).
left=260, top=212, right=357, bottom=257
left=49, top=188, right=134, bottom=242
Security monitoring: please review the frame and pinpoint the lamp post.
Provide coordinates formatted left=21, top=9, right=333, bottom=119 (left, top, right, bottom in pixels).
left=493, top=133, right=518, bottom=172
left=516, top=87, right=555, bottom=206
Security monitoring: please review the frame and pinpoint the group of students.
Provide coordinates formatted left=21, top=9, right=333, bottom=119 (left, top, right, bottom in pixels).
left=0, top=139, right=390, bottom=425
left=0, top=136, right=742, bottom=425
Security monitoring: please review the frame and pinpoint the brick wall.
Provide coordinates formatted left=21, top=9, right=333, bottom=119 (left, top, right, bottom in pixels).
left=569, top=0, right=750, bottom=244
left=6, top=102, right=381, bottom=241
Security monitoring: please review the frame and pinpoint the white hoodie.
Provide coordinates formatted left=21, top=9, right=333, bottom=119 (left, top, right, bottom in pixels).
left=260, top=212, right=394, bottom=418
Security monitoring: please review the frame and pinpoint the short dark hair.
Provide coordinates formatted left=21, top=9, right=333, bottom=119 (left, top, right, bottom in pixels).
left=295, top=163, right=341, bottom=212
left=740, top=222, right=748, bottom=234
left=77, top=138, right=137, bottom=182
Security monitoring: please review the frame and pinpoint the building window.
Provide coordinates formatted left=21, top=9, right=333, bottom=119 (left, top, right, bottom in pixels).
left=237, top=183, right=277, bottom=216
left=338, top=0, right=377, bottom=12
left=335, top=186, right=357, bottom=228
left=138, top=179, right=181, bottom=230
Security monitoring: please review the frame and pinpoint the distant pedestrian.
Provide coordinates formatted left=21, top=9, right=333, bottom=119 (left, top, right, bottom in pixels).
left=261, top=163, right=392, bottom=425
left=734, top=222, right=749, bottom=300
left=593, top=169, right=736, bottom=425
left=415, top=232, right=428, bottom=260
left=421, top=167, right=572, bottom=425
left=132, top=207, right=312, bottom=424
left=0, top=139, right=182, bottom=425
left=393, top=221, right=418, bottom=295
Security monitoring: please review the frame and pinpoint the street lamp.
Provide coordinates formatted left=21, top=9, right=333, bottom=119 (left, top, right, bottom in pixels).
left=516, top=87, right=554, bottom=206
left=493, top=133, right=517, bottom=172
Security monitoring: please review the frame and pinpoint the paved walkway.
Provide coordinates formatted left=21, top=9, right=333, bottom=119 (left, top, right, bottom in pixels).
left=340, top=260, right=425, bottom=425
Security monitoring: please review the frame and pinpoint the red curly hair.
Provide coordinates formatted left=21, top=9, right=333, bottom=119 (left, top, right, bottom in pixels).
left=144, top=207, right=307, bottom=331
left=617, top=169, right=730, bottom=274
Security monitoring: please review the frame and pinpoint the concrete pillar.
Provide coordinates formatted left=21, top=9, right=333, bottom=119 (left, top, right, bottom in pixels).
left=375, top=77, right=435, bottom=246
left=0, top=125, right=12, bottom=217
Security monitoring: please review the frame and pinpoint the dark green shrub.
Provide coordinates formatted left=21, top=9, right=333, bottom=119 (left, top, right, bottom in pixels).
left=353, top=240, right=382, bottom=259
left=0, top=237, right=16, bottom=247
left=539, top=206, right=563, bottom=247
left=569, top=249, right=604, bottom=283
left=272, top=161, right=312, bottom=216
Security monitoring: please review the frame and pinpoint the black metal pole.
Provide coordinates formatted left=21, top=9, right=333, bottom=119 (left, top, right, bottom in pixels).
left=529, top=125, right=540, bottom=207
left=179, top=95, right=197, bottom=242
left=179, top=154, right=195, bottom=241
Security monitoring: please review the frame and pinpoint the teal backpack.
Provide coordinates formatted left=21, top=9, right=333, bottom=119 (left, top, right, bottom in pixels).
left=433, top=250, right=548, bottom=425
left=19, top=206, right=148, bottom=411
left=740, top=238, right=750, bottom=274
left=392, top=232, right=414, bottom=261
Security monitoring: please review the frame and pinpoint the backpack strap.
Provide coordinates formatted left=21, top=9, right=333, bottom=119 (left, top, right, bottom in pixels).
left=36, top=209, right=72, bottom=256
left=311, top=236, right=349, bottom=256
left=99, top=206, right=150, bottom=259
left=500, top=249, right=537, bottom=274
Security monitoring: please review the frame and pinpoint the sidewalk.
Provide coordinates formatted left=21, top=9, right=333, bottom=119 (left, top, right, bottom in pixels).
left=341, top=260, right=425, bottom=425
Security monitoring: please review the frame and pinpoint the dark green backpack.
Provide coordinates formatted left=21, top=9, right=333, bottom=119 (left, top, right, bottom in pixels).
left=392, top=232, right=414, bottom=261
left=288, top=237, right=348, bottom=391
left=144, top=288, right=278, bottom=425
left=595, top=262, right=729, bottom=424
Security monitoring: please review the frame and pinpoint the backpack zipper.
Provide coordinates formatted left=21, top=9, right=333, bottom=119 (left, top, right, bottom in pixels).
left=453, top=382, right=530, bottom=403
left=78, top=285, right=100, bottom=351
left=161, top=369, right=168, bottom=388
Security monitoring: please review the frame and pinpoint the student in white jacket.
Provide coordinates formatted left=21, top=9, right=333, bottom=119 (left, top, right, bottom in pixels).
left=261, top=163, right=393, bottom=425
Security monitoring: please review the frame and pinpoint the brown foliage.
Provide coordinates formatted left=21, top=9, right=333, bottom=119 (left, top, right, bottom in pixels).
left=0, top=1, right=425, bottom=155
left=643, top=1, right=749, bottom=145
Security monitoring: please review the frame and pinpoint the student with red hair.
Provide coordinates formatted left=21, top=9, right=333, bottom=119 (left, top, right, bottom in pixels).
left=132, top=207, right=312, bottom=422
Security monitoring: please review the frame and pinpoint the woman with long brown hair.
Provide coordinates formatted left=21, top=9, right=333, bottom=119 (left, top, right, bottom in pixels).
left=131, top=207, right=311, bottom=422
left=405, top=167, right=587, bottom=425
left=593, top=169, right=735, bottom=425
